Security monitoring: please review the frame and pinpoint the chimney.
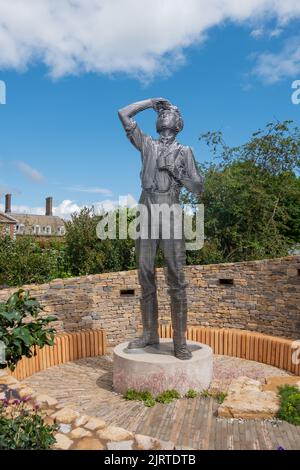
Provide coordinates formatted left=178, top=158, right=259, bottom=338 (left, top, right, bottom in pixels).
left=45, top=197, right=53, bottom=216
left=5, top=194, right=11, bottom=214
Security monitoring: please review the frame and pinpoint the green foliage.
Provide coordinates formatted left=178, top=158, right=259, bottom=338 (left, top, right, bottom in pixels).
left=1, top=120, right=299, bottom=287
left=277, top=385, right=300, bottom=426
left=185, top=389, right=198, bottom=399
left=184, top=120, right=300, bottom=264
left=155, top=389, right=181, bottom=404
left=0, top=236, right=70, bottom=287
left=0, top=399, right=58, bottom=449
left=214, top=391, right=227, bottom=404
left=64, top=207, right=136, bottom=276
left=123, top=389, right=156, bottom=407
left=0, top=290, right=57, bottom=371
left=199, top=389, right=227, bottom=403
left=124, top=388, right=183, bottom=407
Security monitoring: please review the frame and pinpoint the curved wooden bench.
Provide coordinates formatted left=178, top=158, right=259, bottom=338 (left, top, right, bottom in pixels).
left=160, top=325, right=300, bottom=375
left=8, top=326, right=300, bottom=381
left=9, top=329, right=107, bottom=381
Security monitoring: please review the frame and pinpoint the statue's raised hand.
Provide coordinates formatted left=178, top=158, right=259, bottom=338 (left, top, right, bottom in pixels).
left=151, top=97, right=172, bottom=113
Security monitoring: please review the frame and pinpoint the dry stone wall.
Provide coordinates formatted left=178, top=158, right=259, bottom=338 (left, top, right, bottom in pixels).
left=0, top=256, right=299, bottom=345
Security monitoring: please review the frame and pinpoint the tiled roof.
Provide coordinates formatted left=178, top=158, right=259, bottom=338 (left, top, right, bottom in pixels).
left=0, top=212, right=18, bottom=224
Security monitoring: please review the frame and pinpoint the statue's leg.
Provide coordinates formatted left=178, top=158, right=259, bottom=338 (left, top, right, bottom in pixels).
left=160, top=238, right=192, bottom=360
left=127, top=237, right=160, bottom=349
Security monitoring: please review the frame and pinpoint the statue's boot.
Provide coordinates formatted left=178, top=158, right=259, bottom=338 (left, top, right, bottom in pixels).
left=127, top=295, right=159, bottom=349
left=171, top=297, right=192, bottom=360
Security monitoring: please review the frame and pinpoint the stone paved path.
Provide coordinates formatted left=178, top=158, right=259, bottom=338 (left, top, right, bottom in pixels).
left=23, top=355, right=300, bottom=450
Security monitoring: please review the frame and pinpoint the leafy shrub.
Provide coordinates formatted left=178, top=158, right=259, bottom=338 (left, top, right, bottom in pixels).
left=123, top=389, right=155, bottom=407
left=0, top=237, right=69, bottom=287
left=0, top=290, right=57, bottom=371
left=200, top=389, right=227, bottom=403
left=215, top=391, right=227, bottom=404
left=124, top=388, right=182, bottom=407
left=0, top=397, right=58, bottom=449
left=277, top=385, right=300, bottom=426
left=155, top=389, right=181, bottom=404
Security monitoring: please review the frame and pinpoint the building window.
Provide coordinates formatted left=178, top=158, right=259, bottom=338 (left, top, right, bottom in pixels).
left=46, top=226, right=51, bottom=235
left=33, top=225, right=40, bottom=235
left=57, top=226, right=65, bottom=236
left=16, top=224, right=25, bottom=234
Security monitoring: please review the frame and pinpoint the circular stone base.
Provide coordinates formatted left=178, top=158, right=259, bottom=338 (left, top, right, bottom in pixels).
left=113, top=339, right=213, bottom=396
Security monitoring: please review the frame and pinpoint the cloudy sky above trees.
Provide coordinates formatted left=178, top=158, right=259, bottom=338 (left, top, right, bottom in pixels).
left=0, top=0, right=300, bottom=217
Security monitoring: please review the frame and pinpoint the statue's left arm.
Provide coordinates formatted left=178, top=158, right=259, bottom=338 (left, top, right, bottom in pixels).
left=180, top=147, right=204, bottom=195
left=162, top=146, right=204, bottom=195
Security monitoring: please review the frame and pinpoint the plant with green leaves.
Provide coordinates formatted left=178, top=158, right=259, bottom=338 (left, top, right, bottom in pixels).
left=185, top=389, right=198, bottom=399
left=0, top=398, right=58, bottom=449
left=183, top=120, right=300, bottom=264
left=0, top=290, right=57, bottom=371
left=155, top=389, right=181, bottom=404
left=277, top=385, right=300, bottom=426
left=123, top=389, right=156, bottom=407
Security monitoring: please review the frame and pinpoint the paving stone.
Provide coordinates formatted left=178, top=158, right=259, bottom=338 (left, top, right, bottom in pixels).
left=35, top=394, right=58, bottom=407
left=75, top=415, right=89, bottom=427
left=0, top=376, right=18, bottom=386
left=262, top=376, right=300, bottom=393
left=52, top=407, right=79, bottom=424
left=72, top=437, right=105, bottom=450
left=69, top=427, right=92, bottom=439
left=107, top=440, right=134, bottom=450
left=53, top=433, right=73, bottom=450
left=218, top=377, right=280, bottom=419
left=84, top=417, right=106, bottom=431
left=59, top=423, right=72, bottom=434
left=97, top=426, right=134, bottom=442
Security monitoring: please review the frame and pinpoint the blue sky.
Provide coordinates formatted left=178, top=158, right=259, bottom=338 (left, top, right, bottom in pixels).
left=0, top=1, right=300, bottom=218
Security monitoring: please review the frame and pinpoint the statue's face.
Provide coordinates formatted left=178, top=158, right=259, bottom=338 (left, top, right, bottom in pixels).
left=156, top=109, right=179, bottom=133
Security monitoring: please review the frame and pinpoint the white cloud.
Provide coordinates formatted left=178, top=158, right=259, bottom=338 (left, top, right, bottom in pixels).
left=68, top=185, right=113, bottom=196
left=15, top=161, right=44, bottom=182
left=54, top=194, right=138, bottom=218
left=269, top=28, right=283, bottom=38
left=253, top=36, right=300, bottom=83
left=0, top=194, right=138, bottom=218
left=0, top=1, right=300, bottom=79
left=251, top=28, right=264, bottom=39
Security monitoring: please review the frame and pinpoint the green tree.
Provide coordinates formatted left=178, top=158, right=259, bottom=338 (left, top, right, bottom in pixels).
left=184, top=120, right=300, bottom=263
left=64, top=207, right=136, bottom=276
left=0, top=237, right=68, bottom=287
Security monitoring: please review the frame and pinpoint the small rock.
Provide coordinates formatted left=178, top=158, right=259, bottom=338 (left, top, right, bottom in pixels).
left=52, top=407, right=79, bottom=424
left=0, top=376, right=18, bottom=386
left=134, top=435, right=175, bottom=450
left=18, top=387, right=35, bottom=399
left=97, top=426, right=134, bottom=442
left=59, top=423, right=72, bottom=434
left=70, top=427, right=92, bottom=439
left=35, top=394, right=58, bottom=407
left=262, top=376, right=300, bottom=393
left=53, top=433, right=73, bottom=450
left=73, top=437, right=105, bottom=450
left=84, top=417, right=106, bottom=431
left=107, top=440, right=134, bottom=450
left=218, top=376, right=279, bottom=419
left=75, top=415, right=89, bottom=427
left=43, top=416, right=55, bottom=426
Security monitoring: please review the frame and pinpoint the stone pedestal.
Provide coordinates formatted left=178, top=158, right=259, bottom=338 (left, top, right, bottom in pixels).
left=113, top=339, right=213, bottom=396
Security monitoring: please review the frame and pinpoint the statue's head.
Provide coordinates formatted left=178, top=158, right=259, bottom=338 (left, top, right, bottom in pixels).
left=156, top=105, right=184, bottom=135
